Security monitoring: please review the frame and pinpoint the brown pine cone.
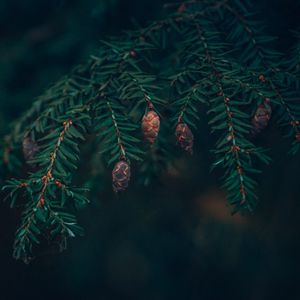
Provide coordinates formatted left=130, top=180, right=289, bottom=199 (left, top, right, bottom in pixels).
left=112, top=160, right=131, bottom=192
left=141, top=110, right=160, bottom=144
left=251, top=102, right=272, bottom=136
left=23, top=135, right=39, bottom=162
left=175, top=123, right=194, bottom=154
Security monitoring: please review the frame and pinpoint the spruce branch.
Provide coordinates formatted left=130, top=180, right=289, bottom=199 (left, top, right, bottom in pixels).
left=191, top=19, right=270, bottom=211
left=106, top=98, right=127, bottom=160
left=2, top=0, right=300, bottom=262
left=218, top=0, right=300, bottom=152
left=3, top=114, right=89, bottom=262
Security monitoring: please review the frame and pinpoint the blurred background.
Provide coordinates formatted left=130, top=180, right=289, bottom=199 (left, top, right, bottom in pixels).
left=0, top=0, right=300, bottom=299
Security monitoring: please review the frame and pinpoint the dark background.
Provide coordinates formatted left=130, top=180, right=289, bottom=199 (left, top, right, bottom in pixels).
left=1, top=1, right=300, bottom=299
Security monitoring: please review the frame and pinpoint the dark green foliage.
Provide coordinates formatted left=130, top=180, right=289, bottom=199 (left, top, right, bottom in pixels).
left=2, top=0, right=300, bottom=262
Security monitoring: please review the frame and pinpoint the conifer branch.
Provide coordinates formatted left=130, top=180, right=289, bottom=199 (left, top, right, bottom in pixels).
left=220, top=1, right=300, bottom=152
left=37, top=120, right=73, bottom=207
left=193, top=20, right=269, bottom=211
left=2, top=0, right=300, bottom=262
left=106, top=99, right=127, bottom=160
left=3, top=114, right=89, bottom=262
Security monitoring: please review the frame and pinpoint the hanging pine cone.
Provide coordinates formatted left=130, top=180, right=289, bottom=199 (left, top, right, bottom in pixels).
left=175, top=123, right=194, bottom=154
left=251, top=101, right=272, bottom=136
left=141, top=109, right=160, bottom=144
left=23, top=135, right=39, bottom=162
left=112, top=160, right=131, bottom=192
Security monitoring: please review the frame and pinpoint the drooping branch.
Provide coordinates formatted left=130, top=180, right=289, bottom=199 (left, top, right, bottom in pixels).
left=219, top=1, right=300, bottom=151
left=193, top=20, right=270, bottom=211
left=2, top=0, right=300, bottom=263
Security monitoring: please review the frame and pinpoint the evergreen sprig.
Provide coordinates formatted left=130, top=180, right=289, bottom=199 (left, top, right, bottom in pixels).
left=4, top=114, right=90, bottom=263
left=216, top=0, right=300, bottom=152
left=2, top=0, right=300, bottom=262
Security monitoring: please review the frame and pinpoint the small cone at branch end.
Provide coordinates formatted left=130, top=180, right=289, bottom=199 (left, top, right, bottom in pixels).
left=251, top=102, right=272, bottom=136
left=142, top=110, right=160, bottom=144
left=23, top=135, right=39, bottom=162
left=112, top=160, right=131, bottom=192
left=175, top=123, right=194, bottom=154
